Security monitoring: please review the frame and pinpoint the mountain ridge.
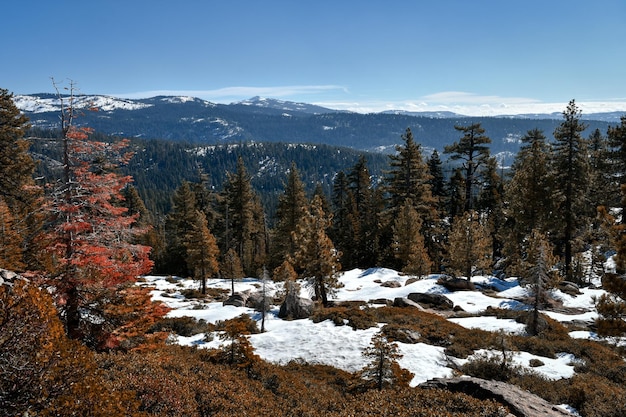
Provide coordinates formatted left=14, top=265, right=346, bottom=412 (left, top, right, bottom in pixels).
left=15, top=93, right=620, bottom=167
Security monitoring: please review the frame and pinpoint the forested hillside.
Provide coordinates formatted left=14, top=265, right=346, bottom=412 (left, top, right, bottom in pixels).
left=16, top=93, right=612, bottom=163
left=29, top=130, right=389, bottom=216
left=5, top=87, right=626, bottom=416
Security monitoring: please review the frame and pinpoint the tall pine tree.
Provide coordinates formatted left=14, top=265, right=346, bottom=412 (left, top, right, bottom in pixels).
left=292, top=195, right=341, bottom=306
left=184, top=210, right=220, bottom=294
left=0, top=88, right=40, bottom=269
left=222, top=157, right=265, bottom=276
left=270, top=162, right=308, bottom=269
left=39, top=82, right=157, bottom=348
left=444, top=123, right=491, bottom=212
left=551, top=99, right=590, bottom=282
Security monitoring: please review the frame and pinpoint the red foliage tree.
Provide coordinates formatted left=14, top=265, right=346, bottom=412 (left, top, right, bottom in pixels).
left=38, top=82, right=162, bottom=349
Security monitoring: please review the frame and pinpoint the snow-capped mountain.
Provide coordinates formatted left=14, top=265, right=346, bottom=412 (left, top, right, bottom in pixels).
left=13, top=94, right=154, bottom=113
left=14, top=93, right=617, bottom=165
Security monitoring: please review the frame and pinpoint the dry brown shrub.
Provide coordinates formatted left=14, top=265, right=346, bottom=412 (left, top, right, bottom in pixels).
left=566, top=374, right=626, bottom=417
left=311, top=305, right=377, bottom=330
left=148, top=316, right=214, bottom=337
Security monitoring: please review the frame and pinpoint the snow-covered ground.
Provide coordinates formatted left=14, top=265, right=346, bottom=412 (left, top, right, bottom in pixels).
left=142, top=268, right=606, bottom=396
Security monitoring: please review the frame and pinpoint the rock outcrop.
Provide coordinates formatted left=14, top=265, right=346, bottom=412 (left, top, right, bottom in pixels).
left=407, top=292, right=454, bottom=310
left=437, top=275, right=476, bottom=291
left=420, top=377, right=573, bottom=417
left=278, top=289, right=314, bottom=319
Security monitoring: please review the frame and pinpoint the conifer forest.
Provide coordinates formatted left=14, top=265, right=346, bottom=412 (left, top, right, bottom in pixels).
left=4, top=85, right=626, bottom=417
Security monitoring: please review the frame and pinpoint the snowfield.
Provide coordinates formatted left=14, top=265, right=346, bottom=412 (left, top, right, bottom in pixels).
left=141, top=267, right=606, bottom=396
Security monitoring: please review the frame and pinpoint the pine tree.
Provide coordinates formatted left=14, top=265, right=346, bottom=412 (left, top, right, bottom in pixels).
left=506, top=129, right=554, bottom=235
left=386, top=128, right=437, bottom=218
left=503, top=129, right=554, bottom=275
left=522, top=230, right=559, bottom=336
left=447, top=210, right=492, bottom=279
left=427, top=149, right=447, bottom=202
left=0, top=88, right=40, bottom=269
left=222, top=247, right=244, bottom=296
left=597, top=186, right=626, bottom=337
left=39, top=83, right=156, bottom=348
left=587, top=128, right=615, bottom=210
left=444, top=123, right=491, bottom=212
left=165, top=181, right=199, bottom=276
left=384, top=128, right=438, bottom=266
left=360, top=331, right=406, bottom=391
left=292, top=195, right=341, bottom=306
left=0, top=89, right=36, bottom=213
left=447, top=168, right=467, bottom=220
left=0, top=198, right=25, bottom=271
left=391, top=199, right=432, bottom=276
left=551, top=99, right=590, bottom=282
left=184, top=210, right=220, bottom=294
left=607, top=116, right=626, bottom=216
left=270, top=163, right=308, bottom=269
left=222, top=157, right=263, bottom=276
left=347, top=155, right=380, bottom=269
left=218, top=315, right=260, bottom=372
left=330, top=171, right=354, bottom=268
left=477, top=157, right=506, bottom=261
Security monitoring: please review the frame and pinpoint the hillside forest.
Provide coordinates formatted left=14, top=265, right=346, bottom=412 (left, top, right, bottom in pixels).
left=4, top=85, right=626, bottom=416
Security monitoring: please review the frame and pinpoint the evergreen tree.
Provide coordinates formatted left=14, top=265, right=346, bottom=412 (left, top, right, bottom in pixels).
left=551, top=99, right=590, bottom=282
left=477, top=157, right=506, bottom=261
left=503, top=129, right=554, bottom=275
left=184, top=210, right=220, bottom=294
left=347, top=156, right=380, bottom=269
left=222, top=157, right=263, bottom=276
left=0, top=197, right=24, bottom=271
left=222, top=247, right=244, bottom=296
left=164, top=181, right=199, bottom=276
left=384, top=128, right=438, bottom=266
left=522, top=230, right=559, bottom=336
left=386, top=128, right=436, bottom=218
left=359, top=331, right=406, bottom=391
left=41, top=127, right=155, bottom=348
left=427, top=150, right=447, bottom=200
left=38, top=81, right=159, bottom=349
left=391, top=199, right=432, bottom=276
left=330, top=171, right=354, bottom=267
left=270, top=163, right=308, bottom=269
left=444, top=123, right=491, bottom=212
left=447, top=210, right=492, bottom=279
left=597, top=188, right=626, bottom=337
left=0, top=89, right=36, bottom=213
left=607, top=116, right=626, bottom=216
left=0, top=88, right=40, bottom=268
left=587, top=128, right=614, bottom=210
left=292, top=195, right=341, bottom=306
left=447, top=168, right=467, bottom=220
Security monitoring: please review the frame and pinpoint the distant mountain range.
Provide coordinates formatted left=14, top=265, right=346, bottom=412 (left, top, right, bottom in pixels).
left=15, top=93, right=622, bottom=166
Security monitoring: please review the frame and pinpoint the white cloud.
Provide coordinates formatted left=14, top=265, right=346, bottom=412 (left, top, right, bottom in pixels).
left=314, top=92, right=626, bottom=116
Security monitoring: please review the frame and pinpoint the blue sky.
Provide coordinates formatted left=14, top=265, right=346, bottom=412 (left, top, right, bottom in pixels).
left=3, top=0, right=626, bottom=115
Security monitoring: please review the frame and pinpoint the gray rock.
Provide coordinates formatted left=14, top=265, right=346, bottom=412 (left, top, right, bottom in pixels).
left=246, top=291, right=272, bottom=311
left=278, top=289, right=315, bottom=319
left=380, top=280, right=402, bottom=288
left=407, top=292, right=454, bottom=310
left=223, top=293, right=248, bottom=307
left=393, top=297, right=425, bottom=310
left=437, top=275, right=476, bottom=291
left=559, top=281, right=581, bottom=296
left=369, top=298, right=393, bottom=306
left=420, top=377, right=574, bottom=417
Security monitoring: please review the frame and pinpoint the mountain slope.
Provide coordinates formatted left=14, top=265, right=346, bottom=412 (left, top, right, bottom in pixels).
left=16, top=94, right=617, bottom=166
